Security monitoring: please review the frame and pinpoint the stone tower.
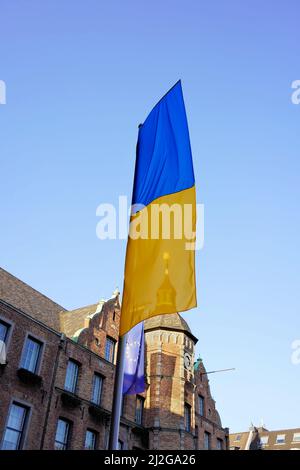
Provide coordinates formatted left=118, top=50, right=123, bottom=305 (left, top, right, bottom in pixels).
left=144, top=313, right=198, bottom=450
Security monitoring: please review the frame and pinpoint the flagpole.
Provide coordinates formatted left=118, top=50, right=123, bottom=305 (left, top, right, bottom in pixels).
left=200, top=367, right=235, bottom=376
left=108, top=118, right=140, bottom=450
left=108, top=333, right=126, bottom=450
left=108, top=117, right=138, bottom=450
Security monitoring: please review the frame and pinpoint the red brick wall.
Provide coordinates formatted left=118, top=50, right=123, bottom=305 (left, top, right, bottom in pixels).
left=194, top=361, right=229, bottom=449
left=0, top=301, right=61, bottom=449
left=0, top=295, right=228, bottom=451
left=78, top=297, right=121, bottom=361
left=0, top=298, right=146, bottom=450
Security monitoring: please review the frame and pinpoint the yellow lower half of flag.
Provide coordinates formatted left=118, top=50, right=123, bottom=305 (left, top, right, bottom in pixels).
left=120, top=186, right=197, bottom=336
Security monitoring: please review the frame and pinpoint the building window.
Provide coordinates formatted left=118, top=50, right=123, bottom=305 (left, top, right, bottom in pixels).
left=260, top=435, right=269, bottom=446
left=276, top=434, right=285, bottom=444
left=217, top=438, right=223, bottom=450
left=204, top=431, right=211, bottom=450
left=64, top=360, right=79, bottom=393
left=54, top=418, right=71, bottom=450
left=105, top=337, right=116, bottom=363
left=91, top=373, right=103, bottom=405
left=135, top=396, right=144, bottom=425
left=118, top=440, right=124, bottom=450
left=85, top=430, right=97, bottom=450
left=198, top=395, right=205, bottom=416
left=293, top=433, right=300, bottom=442
left=234, top=434, right=241, bottom=441
left=20, top=336, right=42, bottom=374
left=184, top=403, right=191, bottom=432
left=0, top=319, right=10, bottom=344
left=1, top=402, right=29, bottom=450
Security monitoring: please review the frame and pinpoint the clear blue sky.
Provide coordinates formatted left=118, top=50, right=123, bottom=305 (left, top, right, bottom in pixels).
left=1, top=1, right=299, bottom=433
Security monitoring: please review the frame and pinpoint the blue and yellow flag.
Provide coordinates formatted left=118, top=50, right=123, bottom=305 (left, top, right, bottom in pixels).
left=120, top=81, right=196, bottom=336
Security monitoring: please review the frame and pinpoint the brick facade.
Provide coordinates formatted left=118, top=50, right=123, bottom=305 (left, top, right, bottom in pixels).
left=0, top=271, right=228, bottom=450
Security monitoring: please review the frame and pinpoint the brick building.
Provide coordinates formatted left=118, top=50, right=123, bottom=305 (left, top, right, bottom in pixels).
left=0, top=267, right=228, bottom=450
left=230, top=425, right=300, bottom=450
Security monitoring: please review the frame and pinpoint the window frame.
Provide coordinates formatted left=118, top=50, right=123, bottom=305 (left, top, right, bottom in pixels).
left=104, top=336, right=116, bottom=363
left=91, top=373, right=103, bottom=405
left=54, top=418, right=72, bottom=450
left=1, top=401, right=30, bottom=450
left=64, top=359, right=80, bottom=394
left=204, top=431, right=211, bottom=450
left=276, top=434, right=286, bottom=444
left=0, top=315, right=14, bottom=353
left=184, top=403, right=192, bottom=432
left=0, top=318, right=11, bottom=344
left=260, top=435, right=269, bottom=446
left=135, top=396, right=145, bottom=425
left=198, top=395, right=205, bottom=417
left=20, top=334, right=43, bottom=375
left=84, top=429, right=97, bottom=450
left=217, top=438, right=223, bottom=450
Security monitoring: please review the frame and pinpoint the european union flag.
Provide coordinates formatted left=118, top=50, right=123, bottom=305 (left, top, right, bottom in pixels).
left=122, top=321, right=145, bottom=395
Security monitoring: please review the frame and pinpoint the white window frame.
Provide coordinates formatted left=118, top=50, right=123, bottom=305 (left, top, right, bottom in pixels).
left=260, top=435, right=269, bottom=446
left=292, top=433, right=300, bottom=442
left=276, top=434, right=286, bottom=444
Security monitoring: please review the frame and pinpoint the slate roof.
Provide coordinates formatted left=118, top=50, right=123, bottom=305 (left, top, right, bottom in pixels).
left=144, top=313, right=198, bottom=343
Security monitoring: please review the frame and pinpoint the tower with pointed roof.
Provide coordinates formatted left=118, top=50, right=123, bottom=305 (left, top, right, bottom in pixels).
left=141, top=312, right=228, bottom=450
left=143, top=312, right=197, bottom=449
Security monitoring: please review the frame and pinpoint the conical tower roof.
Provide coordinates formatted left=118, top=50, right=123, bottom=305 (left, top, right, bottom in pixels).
left=144, top=313, right=198, bottom=343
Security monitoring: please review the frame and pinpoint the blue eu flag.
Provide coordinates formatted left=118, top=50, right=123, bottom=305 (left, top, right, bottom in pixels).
left=122, top=321, right=145, bottom=395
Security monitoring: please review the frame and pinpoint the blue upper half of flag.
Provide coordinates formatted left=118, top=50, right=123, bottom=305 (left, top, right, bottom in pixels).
left=122, top=321, right=145, bottom=395
left=132, top=80, right=195, bottom=208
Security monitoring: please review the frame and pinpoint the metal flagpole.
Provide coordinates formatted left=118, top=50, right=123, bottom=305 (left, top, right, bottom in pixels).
left=108, top=333, right=127, bottom=450
left=108, top=120, right=139, bottom=450
left=200, top=367, right=235, bottom=376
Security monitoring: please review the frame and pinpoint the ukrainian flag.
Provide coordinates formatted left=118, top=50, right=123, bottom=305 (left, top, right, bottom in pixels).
left=120, top=81, right=196, bottom=336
